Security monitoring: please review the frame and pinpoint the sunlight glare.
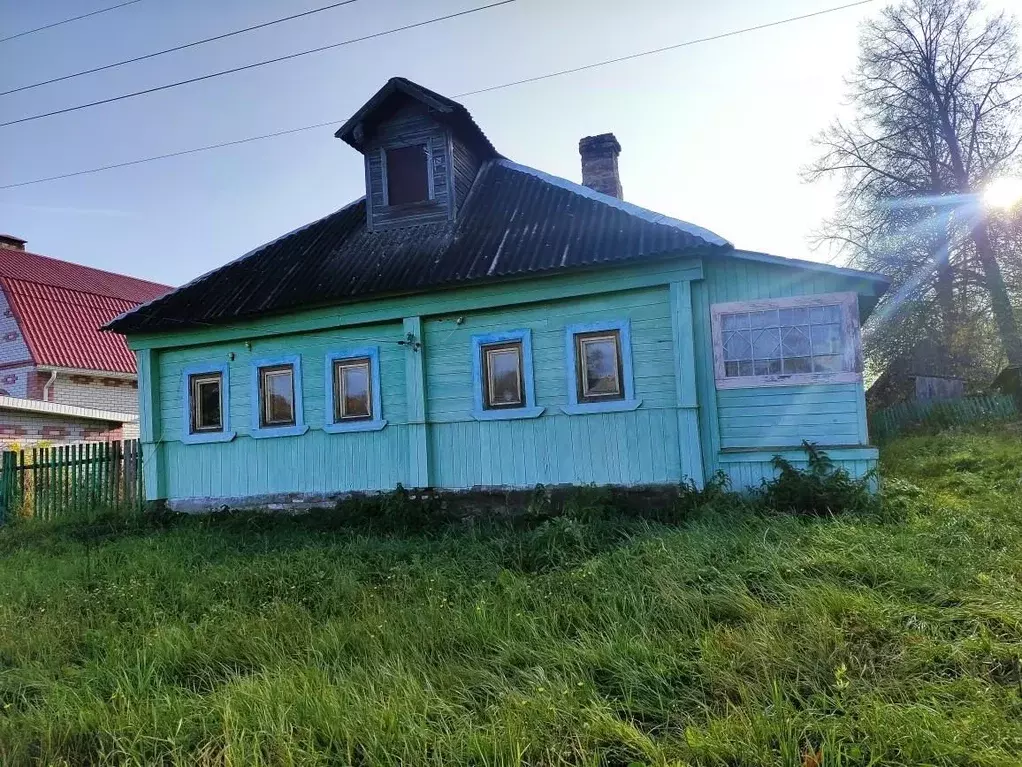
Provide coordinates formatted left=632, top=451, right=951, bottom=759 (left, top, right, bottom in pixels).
left=983, top=177, right=1022, bottom=210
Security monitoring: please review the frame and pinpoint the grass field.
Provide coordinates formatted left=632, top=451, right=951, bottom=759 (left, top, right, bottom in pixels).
left=0, top=424, right=1020, bottom=765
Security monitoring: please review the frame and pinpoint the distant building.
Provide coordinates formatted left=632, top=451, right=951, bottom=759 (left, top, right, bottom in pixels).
left=866, top=338, right=967, bottom=410
left=0, top=234, right=170, bottom=445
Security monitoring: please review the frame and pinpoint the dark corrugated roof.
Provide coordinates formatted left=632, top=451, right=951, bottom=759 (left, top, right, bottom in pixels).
left=108, top=160, right=731, bottom=334
left=335, top=77, right=501, bottom=160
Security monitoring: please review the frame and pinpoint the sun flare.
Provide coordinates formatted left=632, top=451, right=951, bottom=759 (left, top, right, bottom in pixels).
left=983, top=177, right=1022, bottom=210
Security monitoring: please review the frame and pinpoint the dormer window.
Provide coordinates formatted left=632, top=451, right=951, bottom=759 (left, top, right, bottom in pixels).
left=385, top=144, right=431, bottom=205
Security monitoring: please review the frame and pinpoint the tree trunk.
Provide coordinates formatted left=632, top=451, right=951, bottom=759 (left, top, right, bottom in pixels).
left=929, top=91, right=1022, bottom=367
left=972, top=222, right=1022, bottom=366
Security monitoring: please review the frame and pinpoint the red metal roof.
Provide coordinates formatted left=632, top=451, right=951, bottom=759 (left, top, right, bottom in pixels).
left=0, top=246, right=171, bottom=374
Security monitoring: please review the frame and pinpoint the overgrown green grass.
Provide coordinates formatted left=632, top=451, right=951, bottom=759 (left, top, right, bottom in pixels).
left=0, top=425, right=1021, bottom=765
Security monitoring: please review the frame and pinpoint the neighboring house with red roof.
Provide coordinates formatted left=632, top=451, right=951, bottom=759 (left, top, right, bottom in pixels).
left=0, top=234, right=171, bottom=445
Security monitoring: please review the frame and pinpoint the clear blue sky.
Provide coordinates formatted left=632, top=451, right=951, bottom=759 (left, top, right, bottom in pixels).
left=0, top=0, right=1010, bottom=287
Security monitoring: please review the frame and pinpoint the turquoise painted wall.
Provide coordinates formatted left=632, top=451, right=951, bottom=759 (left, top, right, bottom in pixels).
left=423, top=288, right=681, bottom=488
left=156, top=321, right=409, bottom=500
left=136, top=253, right=881, bottom=506
left=691, top=257, right=877, bottom=487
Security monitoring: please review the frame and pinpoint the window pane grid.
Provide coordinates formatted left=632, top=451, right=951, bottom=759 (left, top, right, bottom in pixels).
left=259, top=365, right=295, bottom=427
left=334, top=358, right=372, bottom=421
left=722, top=304, right=844, bottom=378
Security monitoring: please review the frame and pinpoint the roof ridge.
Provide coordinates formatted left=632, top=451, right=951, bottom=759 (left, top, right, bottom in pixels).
left=495, top=159, right=732, bottom=248
left=0, top=246, right=171, bottom=295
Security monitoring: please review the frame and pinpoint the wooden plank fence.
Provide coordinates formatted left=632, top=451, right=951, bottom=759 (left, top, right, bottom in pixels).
left=0, top=440, right=143, bottom=523
left=870, top=395, right=1018, bottom=442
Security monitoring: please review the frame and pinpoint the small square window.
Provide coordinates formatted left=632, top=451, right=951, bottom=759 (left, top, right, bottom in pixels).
left=259, top=364, right=295, bottom=427
left=189, top=373, right=223, bottom=433
left=334, top=357, right=372, bottom=421
left=481, top=341, right=524, bottom=409
left=575, top=330, right=624, bottom=402
left=385, top=145, right=429, bottom=206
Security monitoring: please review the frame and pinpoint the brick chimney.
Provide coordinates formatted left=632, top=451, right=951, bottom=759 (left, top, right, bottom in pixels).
left=579, top=133, right=622, bottom=199
left=0, top=234, right=26, bottom=251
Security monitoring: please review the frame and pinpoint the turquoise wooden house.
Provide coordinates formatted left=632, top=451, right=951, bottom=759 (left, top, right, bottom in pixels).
left=109, top=78, right=888, bottom=511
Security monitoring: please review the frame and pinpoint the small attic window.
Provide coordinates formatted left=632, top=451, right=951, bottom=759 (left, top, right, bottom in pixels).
left=384, top=144, right=431, bottom=205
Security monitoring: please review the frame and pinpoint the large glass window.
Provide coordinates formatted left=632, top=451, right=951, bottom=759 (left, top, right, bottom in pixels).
left=711, top=293, right=861, bottom=389
left=721, top=304, right=844, bottom=377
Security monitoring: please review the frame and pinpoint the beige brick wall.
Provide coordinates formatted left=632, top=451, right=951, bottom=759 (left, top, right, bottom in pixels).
left=0, top=411, right=125, bottom=449
left=48, top=373, right=139, bottom=414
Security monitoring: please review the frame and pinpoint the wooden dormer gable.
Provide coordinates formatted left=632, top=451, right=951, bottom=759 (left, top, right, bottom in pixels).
left=335, top=78, right=502, bottom=232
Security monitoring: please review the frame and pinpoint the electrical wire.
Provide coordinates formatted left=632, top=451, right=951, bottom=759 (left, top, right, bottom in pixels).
left=0, top=1, right=144, bottom=44
left=0, top=0, right=877, bottom=189
left=1, top=0, right=361, bottom=97
left=0, top=0, right=519, bottom=128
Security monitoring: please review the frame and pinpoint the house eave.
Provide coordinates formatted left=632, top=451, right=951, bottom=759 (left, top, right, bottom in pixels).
left=0, top=395, right=137, bottom=424
left=731, top=249, right=890, bottom=294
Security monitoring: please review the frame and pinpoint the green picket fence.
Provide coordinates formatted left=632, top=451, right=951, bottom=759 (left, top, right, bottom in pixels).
left=870, top=395, right=1018, bottom=441
left=0, top=440, right=143, bottom=523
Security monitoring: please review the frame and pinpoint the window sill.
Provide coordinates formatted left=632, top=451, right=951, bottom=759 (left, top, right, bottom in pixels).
left=181, top=431, right=236, bottom=445
left=561, top=399, right=642, bottom=415
left=471, top=406, right=545, bottom=422
left=250, top=424, right=309, bottom=440
left=715, top=372, right=861, bottom=390
left=323, top=418, right=388, bottom=434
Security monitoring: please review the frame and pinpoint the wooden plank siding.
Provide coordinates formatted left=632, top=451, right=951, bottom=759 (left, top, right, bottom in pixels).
left=364, top=104, right=453, bottom=231
left=423, top=286, right=682, bottom=488
left=135, top=253, right=880, bottom=507
left=450, top=136, right=482, bottom=214
left=691, top=258, right=879, bottom=487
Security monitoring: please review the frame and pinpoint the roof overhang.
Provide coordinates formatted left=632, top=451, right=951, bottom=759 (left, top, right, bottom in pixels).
left=730, top=249, right=890, bottom=290
left=36, top=365, right=137, bottom=380
left=0, top=395, right=137, bottom=423
left=334, top=77, right=500, bottom=158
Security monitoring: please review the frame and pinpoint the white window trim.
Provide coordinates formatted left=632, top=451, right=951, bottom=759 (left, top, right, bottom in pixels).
left=710, top=292, right=863, bottom=390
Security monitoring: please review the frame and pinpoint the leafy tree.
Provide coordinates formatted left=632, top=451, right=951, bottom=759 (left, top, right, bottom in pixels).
left=806, top=0, right=1022, bottom=376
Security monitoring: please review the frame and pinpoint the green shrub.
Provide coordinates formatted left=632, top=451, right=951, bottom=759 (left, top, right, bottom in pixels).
left=333, top=484, right=450, bottom=534
left=759, top=442, right=878, bottom=516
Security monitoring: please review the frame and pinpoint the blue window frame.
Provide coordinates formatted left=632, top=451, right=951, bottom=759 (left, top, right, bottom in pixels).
left=181, top=362, right=235, bottom=444
left=324, top=347, right=387, bottom=433
left=250, top=354, right=308, bottom=439
left=471, top=329, right=543, bottom=421
left=562, top=320, right=642, bottom=414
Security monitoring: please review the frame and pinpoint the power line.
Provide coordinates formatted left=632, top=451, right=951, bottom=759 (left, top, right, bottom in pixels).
left=1, top=0, right=361, bottom=97
left=0, top=0, right=877, bottom=190
left=454, top=0, right=877, bottom=98
left=0, top=121, right=341, bottom=190
left=0, top=1, right=144, bottom=44
left=0, top=0, right=518, bottom=129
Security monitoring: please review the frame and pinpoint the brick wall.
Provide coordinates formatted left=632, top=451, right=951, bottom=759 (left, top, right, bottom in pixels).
left=48, top=373, right=139, bottom=414
left=0, top=363, right=35, bottom=398
left=0, top=289, right=31, bottom=368
left=0, top=410, right=125, bottom=449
